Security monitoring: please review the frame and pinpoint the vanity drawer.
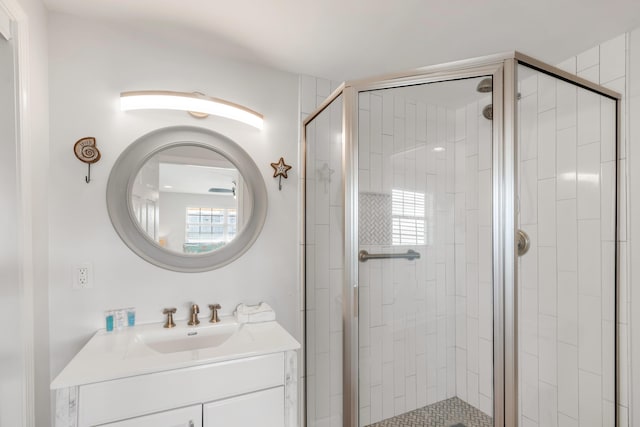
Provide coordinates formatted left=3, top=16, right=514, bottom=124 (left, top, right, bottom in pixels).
left=203, top=386, right=284, bottom=427
left=101, top=404, right=202, bottom=427
left=78, top=353, right=284, bottom=427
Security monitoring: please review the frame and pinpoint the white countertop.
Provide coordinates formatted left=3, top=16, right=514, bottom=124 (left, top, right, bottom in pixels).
left=51, top=317, right=300, bottom=389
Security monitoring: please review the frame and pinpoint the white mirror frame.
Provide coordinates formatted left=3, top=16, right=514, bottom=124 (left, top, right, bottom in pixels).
left=107, top=126, right=267, bottom=272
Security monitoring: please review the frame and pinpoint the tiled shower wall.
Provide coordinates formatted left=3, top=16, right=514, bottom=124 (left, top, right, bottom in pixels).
left=555, top=35, right=630, bottom=427
left=453, top=98, right=494, bottom=417
left=357, top=93, right=458, bottom=425
left=303, top=77, right=344, bottom=427
left=516, top=37, right=623, bottom=427
left=357, top=88, right=493, bottom=426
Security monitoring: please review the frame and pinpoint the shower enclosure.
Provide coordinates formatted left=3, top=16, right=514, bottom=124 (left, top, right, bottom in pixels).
left=303, top=52, right=619, bottom=427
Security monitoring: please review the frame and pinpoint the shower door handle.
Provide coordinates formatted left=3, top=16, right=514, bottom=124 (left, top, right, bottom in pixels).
left=358, top=249, right=420, bottom=262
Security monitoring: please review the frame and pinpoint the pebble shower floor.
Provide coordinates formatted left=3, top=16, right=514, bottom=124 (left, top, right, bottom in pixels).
left=365, top=397, right=493, bottom=427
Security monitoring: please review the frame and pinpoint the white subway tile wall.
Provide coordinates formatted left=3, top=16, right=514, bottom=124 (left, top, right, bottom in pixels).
left=517, top=54, right=619, bottom=427
left=356, top=81, right=493, bottom=426
left=304, top=87, right=344, bottom=427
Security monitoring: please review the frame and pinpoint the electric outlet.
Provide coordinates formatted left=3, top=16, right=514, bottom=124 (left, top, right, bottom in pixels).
left=73, top=264, right=93, bottom=289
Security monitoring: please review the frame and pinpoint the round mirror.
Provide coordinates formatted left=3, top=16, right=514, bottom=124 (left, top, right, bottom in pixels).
left=133, top=146, right=244, bottom=255
left=107, top=126, right=267, bottom=272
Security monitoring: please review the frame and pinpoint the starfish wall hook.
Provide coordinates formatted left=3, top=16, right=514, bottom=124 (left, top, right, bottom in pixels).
left=270, top=157, right=292, bottom=190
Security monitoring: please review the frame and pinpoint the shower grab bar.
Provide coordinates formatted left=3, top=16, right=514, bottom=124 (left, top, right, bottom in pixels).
left=358, top=249, right=420, bottom=262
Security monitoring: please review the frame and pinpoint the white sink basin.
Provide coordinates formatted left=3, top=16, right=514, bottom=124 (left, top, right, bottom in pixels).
left=51, top=317, right=301, bottom=389
left=136, top=322, right=240, bottom=354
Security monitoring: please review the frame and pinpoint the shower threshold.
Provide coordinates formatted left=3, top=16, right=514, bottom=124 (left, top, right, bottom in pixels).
left=365, top=397, right=493, bottom=427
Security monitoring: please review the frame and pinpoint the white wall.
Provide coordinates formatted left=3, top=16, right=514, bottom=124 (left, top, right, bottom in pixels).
left=47, top=10, right=300, bottom=397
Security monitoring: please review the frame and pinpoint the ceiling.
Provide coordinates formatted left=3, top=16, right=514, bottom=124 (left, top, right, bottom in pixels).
left=44, top=0, right=640, bottom=81
left=156, top=146, right=238, bottom=195
left=159, top=163, right=237, bottom=196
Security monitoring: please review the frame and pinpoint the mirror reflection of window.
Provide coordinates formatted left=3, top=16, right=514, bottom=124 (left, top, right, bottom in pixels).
left=184, top=208, right=237, bottom=253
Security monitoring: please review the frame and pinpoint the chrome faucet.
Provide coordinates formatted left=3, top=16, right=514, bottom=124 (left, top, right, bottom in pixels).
left=188, top=304, right=200, bottom=326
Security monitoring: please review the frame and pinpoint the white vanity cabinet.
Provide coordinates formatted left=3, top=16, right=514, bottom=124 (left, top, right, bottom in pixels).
left=203, top=386, right=284, bottom=427
left=101, top=405, right=202, bottom=427
left=104, top=386, right=285, bottom=427
left=52, top=320, right=300, bottom=427
left=100, top=387, right=285, bottom=427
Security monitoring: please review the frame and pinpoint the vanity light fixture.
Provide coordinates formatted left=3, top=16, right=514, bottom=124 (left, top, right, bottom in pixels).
left=120, top=90, right=264, bottom=130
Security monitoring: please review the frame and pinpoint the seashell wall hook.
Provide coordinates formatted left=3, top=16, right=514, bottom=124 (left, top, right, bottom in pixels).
left=74, top=137, right=101, bottom=183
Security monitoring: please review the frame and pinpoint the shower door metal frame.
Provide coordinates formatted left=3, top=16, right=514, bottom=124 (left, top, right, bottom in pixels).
left=508, top=53, right=622, bottom=427
left=302, top=51, right=621, bottom=427
left=343, top=56, right=510, bottom=427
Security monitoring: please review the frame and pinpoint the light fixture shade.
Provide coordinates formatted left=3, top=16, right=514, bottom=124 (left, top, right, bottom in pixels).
left=120, top=90, right=264, bottom=130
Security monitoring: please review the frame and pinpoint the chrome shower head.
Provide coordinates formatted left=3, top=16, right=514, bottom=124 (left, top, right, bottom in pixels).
left=476, top=78, right=493, bottom=93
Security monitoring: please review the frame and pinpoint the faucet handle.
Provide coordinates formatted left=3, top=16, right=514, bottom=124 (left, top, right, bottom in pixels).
left=162, top=307, right=177, bottom=328
left=209, top=304, right=221, bottom=323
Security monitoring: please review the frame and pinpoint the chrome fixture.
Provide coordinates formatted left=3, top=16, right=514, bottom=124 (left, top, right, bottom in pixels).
left=517, top=229, right=530, bottom=256
left=358, top=249, right=421, bottom=262
left=482, top=104, right=494, bottom=120
left=477, top=77, right=522, bottom=121
left=163, top=307, right=177, bottom=328
left=476, top=77, right=493, bottom=93
left=476, top=78, right=494, bottom=120
left=188, top=304, right=200, bottom=326
left=209, top=304, right=222, bottom=323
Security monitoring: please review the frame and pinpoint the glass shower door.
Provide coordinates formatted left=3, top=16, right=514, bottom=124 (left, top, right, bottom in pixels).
left=515, top=64, right=617, bottom=427
left=305, top=93, right=345, bottom=427
left=357, top=78, right=495, bottom=427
